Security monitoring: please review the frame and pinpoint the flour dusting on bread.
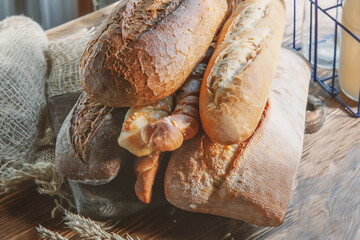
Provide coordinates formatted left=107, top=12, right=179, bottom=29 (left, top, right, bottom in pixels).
left=122, top=0, right=183, bottom=43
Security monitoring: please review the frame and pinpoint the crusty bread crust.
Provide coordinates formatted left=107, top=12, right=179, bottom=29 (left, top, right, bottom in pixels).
left=165, top=48, right=311, bottom=226
left=199, top=0, right=286, bottom=145
left=80, top=0, right=228, bottom=107
left=55, top=92, right=132, bottom=185
left=118, top=60, right=210, bottom=157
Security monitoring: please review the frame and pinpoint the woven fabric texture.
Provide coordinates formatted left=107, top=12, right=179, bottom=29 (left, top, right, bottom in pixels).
left=0, top=16, right=48, bottom=167
left=47, top=28, right=94, bottom=98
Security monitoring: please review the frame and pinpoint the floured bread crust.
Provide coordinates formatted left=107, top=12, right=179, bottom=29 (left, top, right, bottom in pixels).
left=165, top=48, right=311, bottom=226
left=80, top=0, right=228, bottom=107
left=199, top=0, right=286, bottom=145
left=121, top=0, right=182, bottom=43
left=55, top=92, right=132, bottom=185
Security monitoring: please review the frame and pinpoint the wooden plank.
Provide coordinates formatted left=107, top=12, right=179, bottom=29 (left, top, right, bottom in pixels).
left=0, top=184, right=66, bottom=240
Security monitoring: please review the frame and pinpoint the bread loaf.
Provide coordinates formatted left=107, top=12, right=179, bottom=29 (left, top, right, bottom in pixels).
left=165, top=48, right=311, bottom=226
left=118, top=96, right=174, bottom=157
left=118, top=61, right=207, bottom=157
left=55, top=92, right=132, bottom=184
left=80, top=0, right=228, bottom=107
left=134, top=152, right=161, bottom=204
left=199, top=0, right=286, bottom=145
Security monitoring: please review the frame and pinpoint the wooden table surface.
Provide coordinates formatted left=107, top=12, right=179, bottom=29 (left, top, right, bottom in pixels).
left=2, top=2, right=360, bottom=240
left=2, top=89, right=360, bottom=240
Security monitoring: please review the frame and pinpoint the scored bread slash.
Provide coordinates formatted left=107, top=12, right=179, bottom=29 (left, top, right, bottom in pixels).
left=79, top=0, right=228, bottom=107
left=199, top=0, right=286, bottom=145
left=217, top=0, right=271, bottom=46
left=55, top=92, right=133, bottom=184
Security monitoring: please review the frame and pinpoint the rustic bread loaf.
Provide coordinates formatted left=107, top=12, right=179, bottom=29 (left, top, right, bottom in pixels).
left=55, top=92, right=132, bottom=184
left=199, top=0, right=286, bottom=145
left=79, top=0, right=228, bottom=107
left=165, top=48, right=311, bottom=226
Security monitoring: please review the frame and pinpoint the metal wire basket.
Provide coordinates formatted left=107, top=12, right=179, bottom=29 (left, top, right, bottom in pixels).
left=293, top=0, right=360, bottom=117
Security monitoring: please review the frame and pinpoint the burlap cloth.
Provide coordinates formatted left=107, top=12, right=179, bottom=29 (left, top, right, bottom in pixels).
left=0, top=16, right=130, bottom=239
left=0, top=16, right=94, bottom=211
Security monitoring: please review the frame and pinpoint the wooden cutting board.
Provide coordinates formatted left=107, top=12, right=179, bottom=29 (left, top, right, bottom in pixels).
left=2, top=2, right=360, bottom=239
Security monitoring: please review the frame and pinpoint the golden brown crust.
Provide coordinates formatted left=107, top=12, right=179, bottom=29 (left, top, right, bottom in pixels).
left=118, top=96, right=174, bottom=157
left=165, top=48, right=311, bottom=226
left=199, top=0, right=286, bottom=145
left=134, top=151, right=161, bottom=204
left=80, top=0, right=228, bottom=107
left=141, top=74, right=202, bottom=153
left=118, top=61, right=207, bottom=157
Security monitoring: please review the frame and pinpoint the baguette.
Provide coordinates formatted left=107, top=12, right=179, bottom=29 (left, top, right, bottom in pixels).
left=55, top=92, right=132, bottom=184
left=80, top=0, right=228, bottom=107
left=199, top=0, right=286, bottom=145
left=165, top=48, right=311, bottom=226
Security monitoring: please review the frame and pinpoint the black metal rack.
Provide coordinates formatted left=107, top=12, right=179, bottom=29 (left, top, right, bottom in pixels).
left=293, top=0, right=360, bottom=117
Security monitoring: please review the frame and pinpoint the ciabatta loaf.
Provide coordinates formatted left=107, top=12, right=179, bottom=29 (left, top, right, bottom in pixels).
left=199, top=0, right=286, bottom=145
left=80, top=0, right=228, bottom=107
left=165, top=48, right=311, bottom=226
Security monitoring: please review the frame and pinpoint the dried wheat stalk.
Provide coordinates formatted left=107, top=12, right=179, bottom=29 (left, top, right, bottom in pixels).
left=36, top=225, right=69, bottom=240
left=63, top=211, right=135, bottom=240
